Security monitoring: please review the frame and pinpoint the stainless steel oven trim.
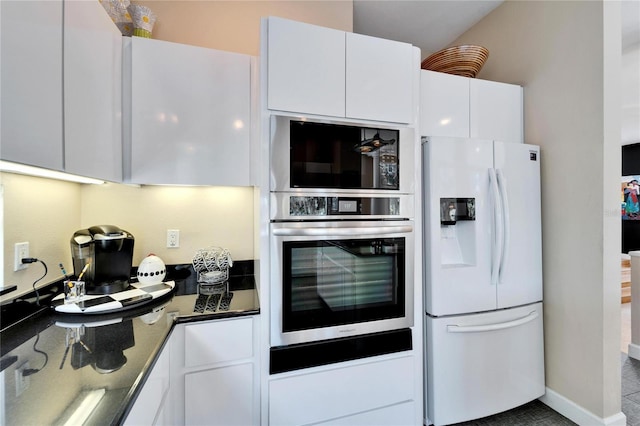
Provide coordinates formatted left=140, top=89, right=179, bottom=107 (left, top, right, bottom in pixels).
left=270, top=220, right=415, bottom=347
left=270, top=192, right=415, bottom=221
left=270, top=115, right=416, bottom=195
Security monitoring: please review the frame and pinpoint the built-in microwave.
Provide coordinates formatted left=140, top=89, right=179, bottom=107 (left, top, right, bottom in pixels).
left=270, top=115, right=415, bottom=195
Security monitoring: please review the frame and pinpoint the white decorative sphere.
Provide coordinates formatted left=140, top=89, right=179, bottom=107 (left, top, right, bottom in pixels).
left=137, top=254, right=166, bottom=285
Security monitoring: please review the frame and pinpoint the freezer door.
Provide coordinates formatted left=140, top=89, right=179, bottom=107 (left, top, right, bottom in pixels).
left=426, top=303, right=545, bottom=426
left=493, top=142, right=542, bottom=308
left=423, top=137, right=495, bottom=316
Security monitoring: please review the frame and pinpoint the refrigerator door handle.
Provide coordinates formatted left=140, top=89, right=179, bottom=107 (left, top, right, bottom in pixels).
left=446, top=311, right=539, bottom=333
left=489, top=168, right=504, bottom=286
left=496, top=169, right=510, bottom=284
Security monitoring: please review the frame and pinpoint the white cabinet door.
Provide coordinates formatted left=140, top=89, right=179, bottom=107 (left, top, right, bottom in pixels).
left=269, top=356, right=414, bottom=426
left=169, top=317, right=257, bottom=425
left=267, top=17, right=345, bottom=117
left=185, top=363, right=255, bottom=426
left=346, top=33, right=414, bottom=124
left=128, top=37, right=251, bottom=186
left=124, top=344, right=171, bottom=426
left=419, top=70, right=470, bottom=137
left=64, top=0, right=122, bottom=182
left=318, top=401, right=415, bottom=426
left=184, top=317, right=253, bottom=367
left=0, top=0, right=63, bottom=170
left=470, top=78, right=523, bottom=143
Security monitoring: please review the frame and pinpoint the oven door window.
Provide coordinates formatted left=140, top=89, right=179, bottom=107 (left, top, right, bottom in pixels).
left=282, top=238, right=405, bottom=332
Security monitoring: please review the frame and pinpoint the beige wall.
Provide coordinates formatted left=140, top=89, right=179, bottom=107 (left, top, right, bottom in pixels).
left=452, top=0, right=621, bottom=420
left=1, top=173, right=254, bottom=301
left=2, top=173, right=82, bottom=301
left=133, top=0, right=353, bottom=55
left=80, top=183, right=254, bottom=265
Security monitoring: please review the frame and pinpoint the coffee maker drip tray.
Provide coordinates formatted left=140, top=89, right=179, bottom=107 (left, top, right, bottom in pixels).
left=51, top=281, right=175, bottom=314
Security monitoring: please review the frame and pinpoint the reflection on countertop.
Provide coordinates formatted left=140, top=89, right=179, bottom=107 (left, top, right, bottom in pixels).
left=0, top=261, right=259, bottom=426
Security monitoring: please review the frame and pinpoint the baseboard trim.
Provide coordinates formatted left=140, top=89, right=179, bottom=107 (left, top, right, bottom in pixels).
left=628, top=343, right=640, bottom=361
left=539, top=387, right=626, bottom=426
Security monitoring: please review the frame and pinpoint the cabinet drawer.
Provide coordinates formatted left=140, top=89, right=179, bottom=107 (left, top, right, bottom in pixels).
left=185, top=363, right=254, bottom=426
left=319, top=401, right=415, bottom=426
left=269, top=355, right=414, bottom=425
left=184, top=317, right=253, bottom=368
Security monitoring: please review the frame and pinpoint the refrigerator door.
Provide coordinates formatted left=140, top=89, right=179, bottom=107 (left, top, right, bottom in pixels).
left=494, top=142, right=542, bottom=308
left=423, top=137, right=495, bottom=316
left=426, top=302, right=545, bottom=426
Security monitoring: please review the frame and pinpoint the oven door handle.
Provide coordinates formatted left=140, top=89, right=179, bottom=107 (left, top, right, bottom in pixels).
left=272, top=225, right=414, bottom=237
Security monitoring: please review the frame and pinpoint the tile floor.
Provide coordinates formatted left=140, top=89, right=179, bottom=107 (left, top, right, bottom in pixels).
left=442, top=303, right=638, bottom=425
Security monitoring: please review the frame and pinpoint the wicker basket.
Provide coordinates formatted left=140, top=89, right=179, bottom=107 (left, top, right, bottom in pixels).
left=421, top=45, right=489, bottom=78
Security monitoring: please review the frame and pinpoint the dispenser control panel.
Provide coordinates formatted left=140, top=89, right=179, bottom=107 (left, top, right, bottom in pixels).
left=440, top=198, right=476, bottom=225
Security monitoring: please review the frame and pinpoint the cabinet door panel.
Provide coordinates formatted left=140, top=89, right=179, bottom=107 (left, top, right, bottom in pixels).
left=319, top=401, right=415, bottom=426
left=130, top=37, right=250, bottom=185
left=346, top=33, right=414, bottom=124
left=185, top=363, right=254, bottom=426
left=1, top=0, right=63, bottom=169
left=269, top=356, right=414, bottom=425
left=184, top=317, right=253, bottom=368
left=124, top=345, right=171, bottom=425
left=64, top=0, right=122, bottom=181
left=419, top=70, right=470, bottom=137
left=267, top=17, right=345, bottom=117
left=470, top=78, right=523, bottom=143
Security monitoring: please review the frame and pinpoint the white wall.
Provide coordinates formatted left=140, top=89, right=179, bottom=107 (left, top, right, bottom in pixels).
left=622, top=43, right=640, bottom=145
left=451, top=0, right=622, bottom=421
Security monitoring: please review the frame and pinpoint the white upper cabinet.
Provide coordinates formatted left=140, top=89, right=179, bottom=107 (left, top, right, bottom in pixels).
left=470, top=78, right=523, bottom=143
left=267, top=17, right=346, bottom=118
left=0, top=0, right=64, bottom=170
left=345, top=32, right=414, bottom=123
left=266, top=17, right=415, bottom=124
left=64, top=0, right=123, bottom=182
left=419, top=70, right=470, bottom=138
left=125, top=37, right=251, bottom=186
left=0, top=0, right=122, bottom=181
left=420, top=70, right=524, bottom=143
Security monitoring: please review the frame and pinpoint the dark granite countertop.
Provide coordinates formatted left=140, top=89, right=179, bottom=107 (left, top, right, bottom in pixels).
left=0, top=262, right=259, bottom=425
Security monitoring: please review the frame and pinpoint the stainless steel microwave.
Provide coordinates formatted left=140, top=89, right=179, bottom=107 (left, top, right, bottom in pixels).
left=270, top=115, right=415, bottom=195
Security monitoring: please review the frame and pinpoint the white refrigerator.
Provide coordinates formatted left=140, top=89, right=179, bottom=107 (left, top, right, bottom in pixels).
left=422, top=136, right=544, bottom=426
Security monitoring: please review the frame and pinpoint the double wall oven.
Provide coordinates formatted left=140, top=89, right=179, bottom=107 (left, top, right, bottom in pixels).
left=269, top=116, right=415, bottom=373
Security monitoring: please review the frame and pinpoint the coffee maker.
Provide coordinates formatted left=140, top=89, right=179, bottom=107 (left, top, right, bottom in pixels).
left=71, top=225, right=134, bottom=294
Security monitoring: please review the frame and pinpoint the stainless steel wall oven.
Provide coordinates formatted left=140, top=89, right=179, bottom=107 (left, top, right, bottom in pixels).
left=269, top=116, right=416, bottom=373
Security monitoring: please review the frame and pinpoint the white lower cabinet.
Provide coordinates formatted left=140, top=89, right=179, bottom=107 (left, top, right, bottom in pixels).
left=125, top=316, right=258, bottom=425
left=318, top=401, right=415, bottom=426
left=269, top=355, right=415, bottom=426
left=170, top=316, right=258, bottom=425
left=124, top=343, right=171, bottom=425
left=185, top=363, right=254, bottom=425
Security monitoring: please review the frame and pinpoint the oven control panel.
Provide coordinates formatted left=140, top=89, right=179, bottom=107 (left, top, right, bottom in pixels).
left=288, top=196, right=400, bottom=217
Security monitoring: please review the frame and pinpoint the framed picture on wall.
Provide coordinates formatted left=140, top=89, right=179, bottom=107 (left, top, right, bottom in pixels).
left=622, top=175, right=640, bottom=220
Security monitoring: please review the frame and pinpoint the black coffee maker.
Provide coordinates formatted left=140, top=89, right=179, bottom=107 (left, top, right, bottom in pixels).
left=71, top=225, right=134, bottom=294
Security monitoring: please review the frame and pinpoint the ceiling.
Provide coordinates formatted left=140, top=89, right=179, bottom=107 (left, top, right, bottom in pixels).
left=353, top=0, right=640, bottom=57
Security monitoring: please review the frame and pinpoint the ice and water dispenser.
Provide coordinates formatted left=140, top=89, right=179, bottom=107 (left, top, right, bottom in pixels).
left=439, top=198, right=476, bottom=265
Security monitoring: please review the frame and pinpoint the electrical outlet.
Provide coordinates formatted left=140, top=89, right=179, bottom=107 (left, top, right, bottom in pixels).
left=15, top=361, right=30, bottom=396
left=14, top=242, right=29, bottom=271
left=167, top=229, right=180, bottom=248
